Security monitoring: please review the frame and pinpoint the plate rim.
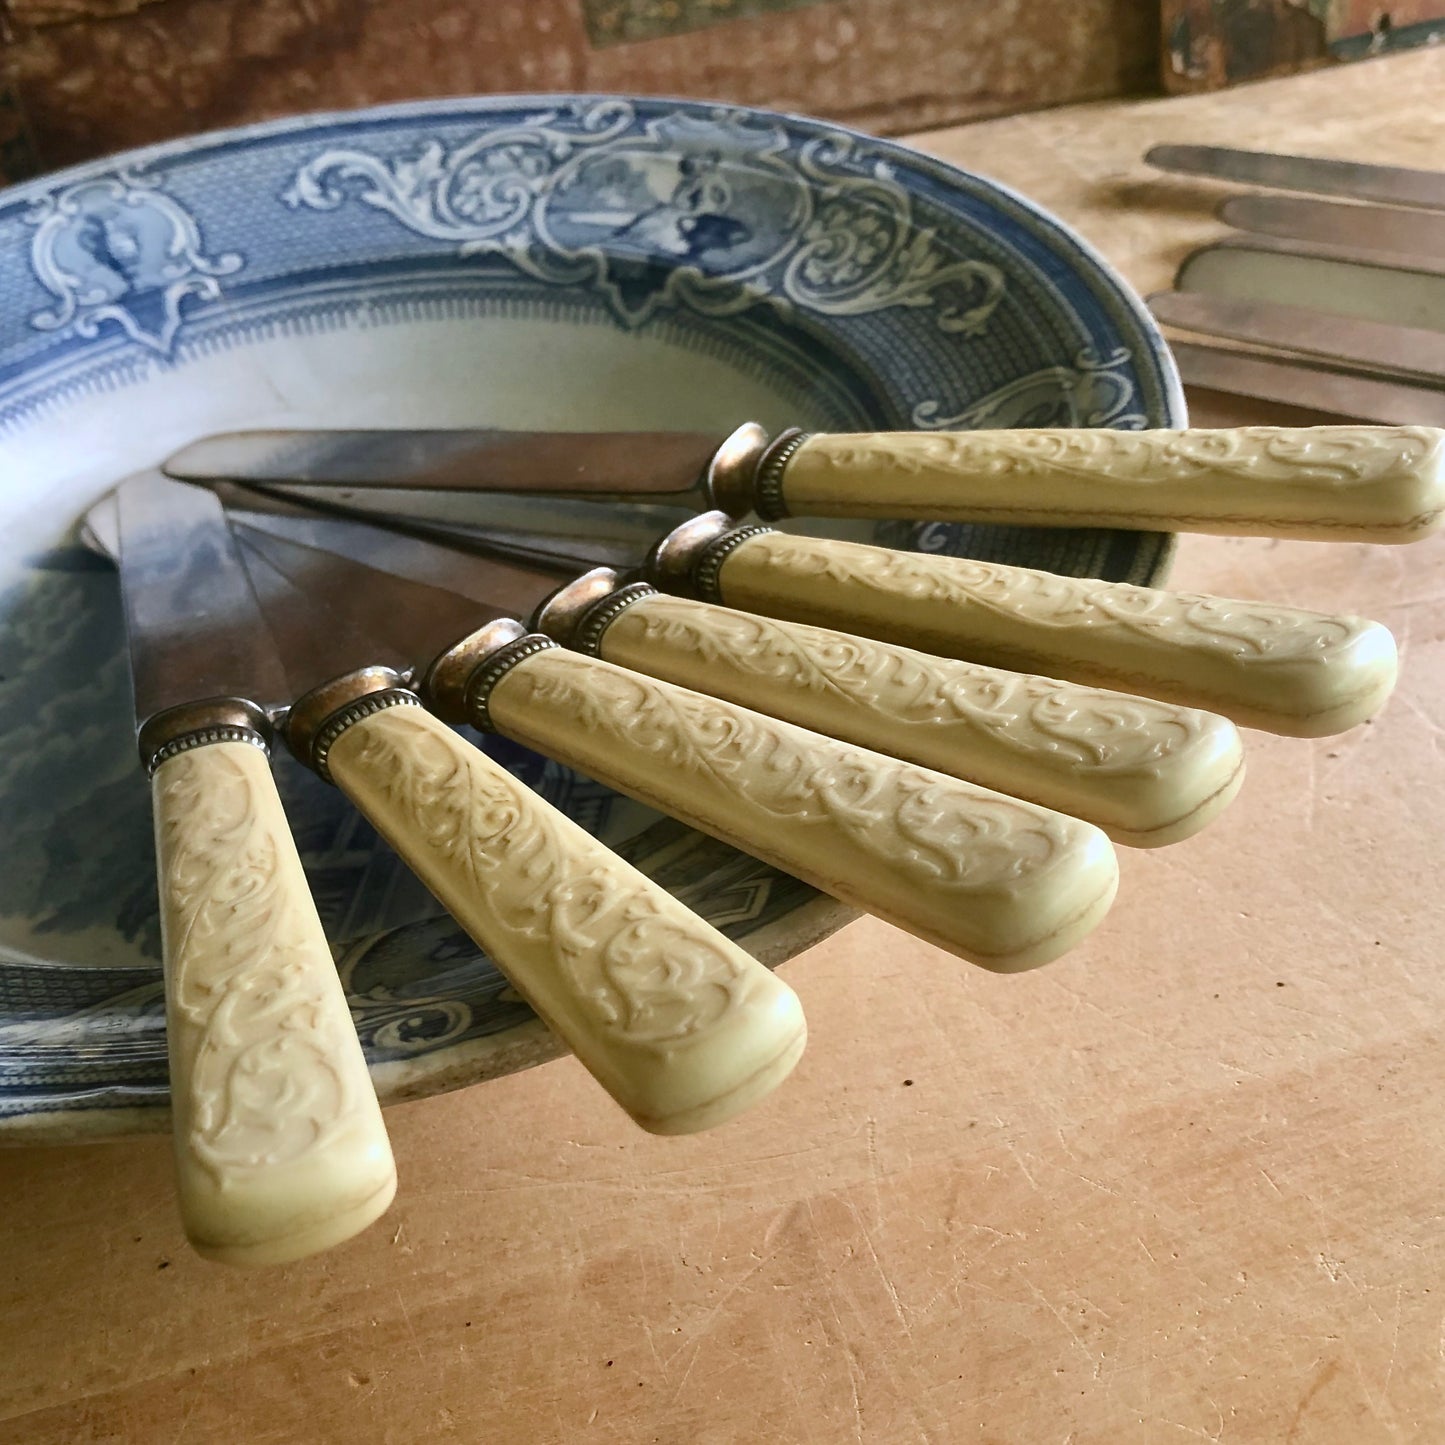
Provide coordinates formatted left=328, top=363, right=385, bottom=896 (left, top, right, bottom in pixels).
left=0, top=91, right=1187, bottom=1141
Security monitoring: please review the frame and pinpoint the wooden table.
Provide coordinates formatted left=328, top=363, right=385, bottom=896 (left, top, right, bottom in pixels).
left=4, top=50, right=1443, bottom=1445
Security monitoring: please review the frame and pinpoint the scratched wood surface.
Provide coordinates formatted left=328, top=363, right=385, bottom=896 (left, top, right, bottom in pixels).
left=2, top=50, right=1443, bottom=1445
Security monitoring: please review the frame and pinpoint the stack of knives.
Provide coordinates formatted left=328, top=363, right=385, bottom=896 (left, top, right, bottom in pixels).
left=1147, top=144, right=1445, bottom=426
left=90, top=416, right=1445, bottom=1264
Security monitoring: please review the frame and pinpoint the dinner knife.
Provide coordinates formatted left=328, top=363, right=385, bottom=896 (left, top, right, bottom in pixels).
left=163, top=419, right=1445, bottom=543
left=224, top=519, right=1121, bottom=972
left=1219, top=195, right=1445, bottom=264
left=107, top=472, right=396, bottom=1267
left=1175, top=237, right=1445, bottom=326
left=1148, top=292, right=1445, bottom=385
left=170, top=530, right=808, bottom=1137
left=91, top=489, right=810, bottom=1136
left=1145, top=144, right=1445, bottom=213
left=218, top=495, right=1246, bottom=848
left=213, top=485, right=1401, bottom=740
left=1170, top=342, right=1445, bottom=428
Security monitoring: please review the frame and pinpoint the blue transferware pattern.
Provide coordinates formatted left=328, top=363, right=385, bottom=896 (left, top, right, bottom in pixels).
left=0, top=95, right=1184, bottom=1137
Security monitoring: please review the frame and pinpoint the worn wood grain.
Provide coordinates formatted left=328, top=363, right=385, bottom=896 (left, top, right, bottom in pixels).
left=2, top=48, right=1444, bottom=1445
left=0, top=0, right=1157, bottom=180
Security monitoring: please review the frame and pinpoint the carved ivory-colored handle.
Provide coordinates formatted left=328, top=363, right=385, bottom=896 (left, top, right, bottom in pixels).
left=708, top=532, right=1398, bottom=738
left=591, top=591, right=1244, bottom=848
left=151, top=739, right=395, bottom=1266
left=475, top=648, right=1119, bottom=972
left=773, top=427, right=1445, bottom=541
left=322, top=701, right=805, bottom=1135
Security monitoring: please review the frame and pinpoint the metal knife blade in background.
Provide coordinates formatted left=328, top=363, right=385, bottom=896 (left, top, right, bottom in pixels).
left=107, top=471, right=396, bottom=1267
left=1146, top=144, right=1445, bottom=212
left=222, top=510, right=1122, bottom=971
left=166, top=414, right=1445, bottom=542
left=1174, top=236, right=1445, bottom=328
left=1171, top=342, right=1445, bottom=428
left=1220, top=194, right=1445, bottom=262
left=1147, top=291, right=1445, bottom=384
left=220, top=497, right=1245, bottom=848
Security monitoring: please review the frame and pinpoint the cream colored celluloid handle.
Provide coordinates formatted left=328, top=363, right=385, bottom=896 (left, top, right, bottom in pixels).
left=595, top=592, right=1244, bottom=848
left=478, top=650, right=1119, bottom=972
left=323, top=701, right=805, bottom=1136
left=151, top=739, right=395, bottom=1267
left=711, top=532, right=1398, bottom=738
left=780, top=426, right=1445, bottom=541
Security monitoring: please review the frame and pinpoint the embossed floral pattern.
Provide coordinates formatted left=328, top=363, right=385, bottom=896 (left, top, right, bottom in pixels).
left=611, top=595, right=1206, bottom=777
left=154, top=745, right=364, bottom=1177
left=487, top=652, right=1084, bottom=899
left=726, top=533, right=1361, bottom=665
left=331, top=707, right=760, bottom=1050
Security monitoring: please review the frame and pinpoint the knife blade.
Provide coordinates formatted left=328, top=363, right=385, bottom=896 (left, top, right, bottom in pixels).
left=220, top=496, right=1245, bottom=849
left=106, top=471, right=396, bottom=1267
left=1146, top=144, right=1445, bottom=212
left=163, top=416, right=1445, bottom=543
left=1148, top=291, right=1445, bottom=385
left=1170, top=342, right=1445, bottom=428
left=1175, top=237, right=1445, bottom=329
left=204, top=519, right=808, bottom=1138
left=217, top=485, right=1401, bottom=741
left=1220, top=195, right=1445, bottom=263
left=225, top=516, right=1120, bottom=972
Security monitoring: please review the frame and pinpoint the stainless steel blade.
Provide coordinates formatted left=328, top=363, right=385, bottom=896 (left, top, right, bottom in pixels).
left=1148, top=291, right=1445, bottom=382
left=1174, top=238, right=1445, bottom=332
left=1147, top=144, right=1445, bottom=212
left=1171, top=341, right=1445, bottom=426
left=166, top=426, right=725, bottom=499
left=227, top=504, right=565, bottom=618
left=1220, top=195, right=1445, bottom=261
left=114, top=471, right=291, bottom=723
left=231, top=524, right=511, bottom=682
left=227, top=482, right=665, bottom=571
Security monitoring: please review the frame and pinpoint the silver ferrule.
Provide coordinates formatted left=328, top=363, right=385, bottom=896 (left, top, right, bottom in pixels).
left=700, top=421, right=771, bottom=516
left=282, top=666, right=416, bottom=781
left=530, top=567, right=625, bottom=648
left=461, top=634, right=560, bottom=734
left=569, top=582, right=657, bottom=657
left=751, top=427, right=809, bottom=522
left=424, top=618, right=530, bottom=723
left=139, top=698, right=272, bottom=777
left=645, top=510, right=737, bottom=598
left=691, top=523, right=776, bottom=604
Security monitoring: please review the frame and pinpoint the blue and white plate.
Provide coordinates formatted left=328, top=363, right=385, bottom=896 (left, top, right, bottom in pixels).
left=0, top=95, right=1184, bottom=1139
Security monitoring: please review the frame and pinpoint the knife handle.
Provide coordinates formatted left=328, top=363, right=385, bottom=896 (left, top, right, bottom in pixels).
left=459, top=643, right=1118, bottom=972
left=584, top=588, right=1244, bottom=848
left=702, top=529, right=1398, bottom=738
left=151, top=737, right=395, bottom=1266
left=761, top=426, right=1445, bottom=541
left=319, top=697, right=805, bottom=1135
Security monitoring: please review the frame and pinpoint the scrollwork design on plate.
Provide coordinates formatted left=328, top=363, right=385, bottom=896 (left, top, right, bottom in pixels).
left=24, top=170, right=243, bottom=355
left=336, top=708, right=756, bottom=1049
left=912, top=347, right=1145, bottom=430
left=154, top=745, right=362, bottom=1179
left=284, top=101, right=1006, bottom=334
left=349, top=990, right=474, bottom=1056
